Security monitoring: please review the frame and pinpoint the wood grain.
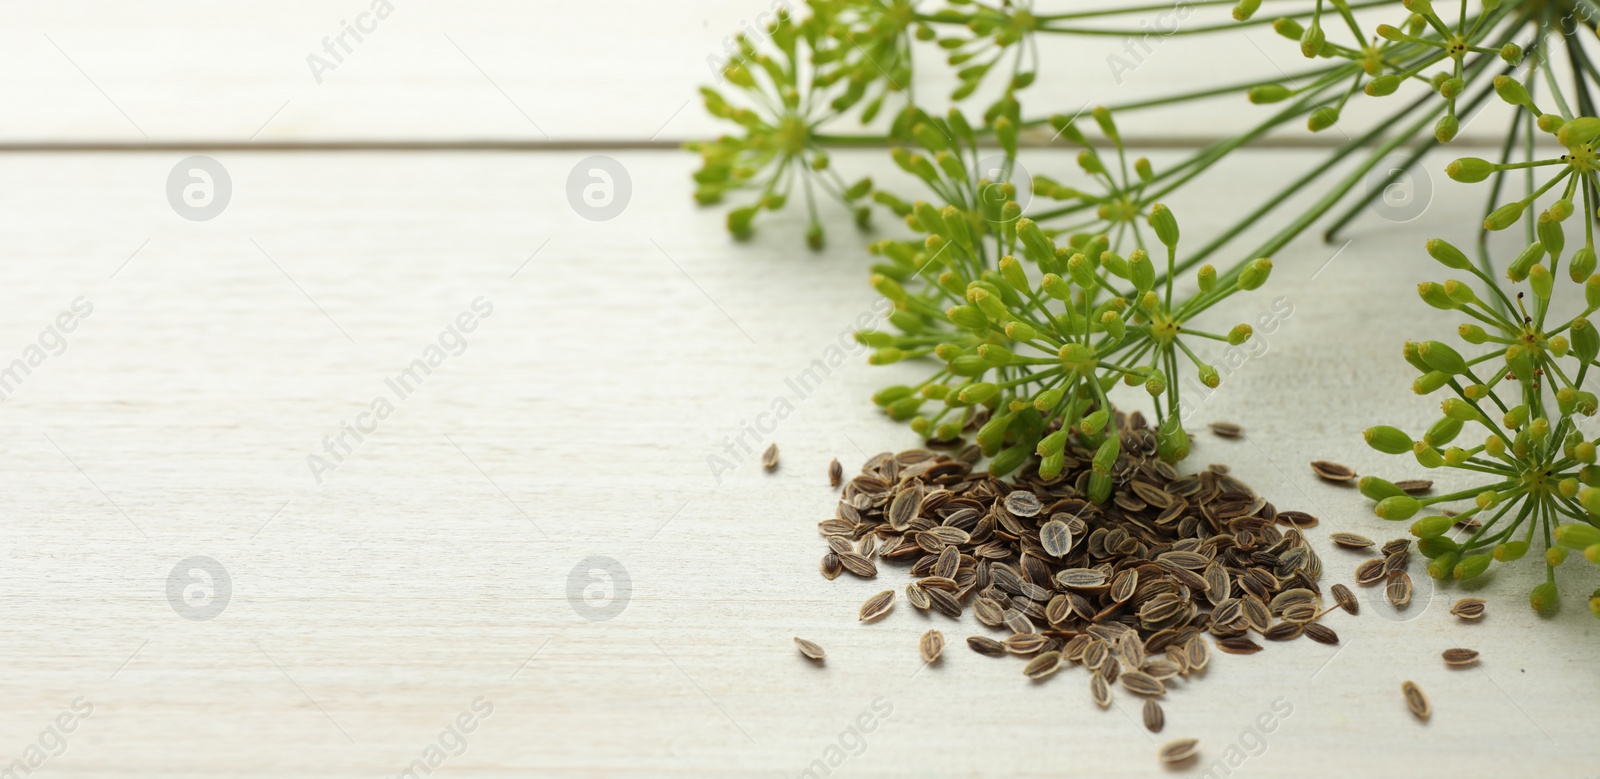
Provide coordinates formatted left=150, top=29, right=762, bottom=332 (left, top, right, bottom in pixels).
left=0, top=149, right=1594, bottom=777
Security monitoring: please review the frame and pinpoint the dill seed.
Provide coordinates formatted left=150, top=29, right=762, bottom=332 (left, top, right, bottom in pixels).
left=794, top=637, right=826, bottom=661
left=811, top=440, right=1330, bottom=741
left=858, top=590, right=895, bottom=622
left=1442, top=647, right=1479, bottom=666
left=1209, top=421, right=1243, bottom=438
left=1402, top=681, right=1430, bottom=721
left=1382, top=538, right=1412, bottom=556
left=1090, top=672, right=1111, bottom=708
left=1331, top=583, right=1358, bottom=615
left=1450, top=597, right=1486, bottom=621
left=828, top=458, right=842, bottom=488
left=920, top=630, right=946, bottom=664
left=1144, top=699, right=1165, bottom=732
left=1217, top=637, right=1263, bottom=655
left=1310, top=460, right=1356, bottom=482
left=762, top=443, right=780, bottom=471
left=1303, top=622, right=1339, bottom=645
left=967, top=636, right=1005, bottom=657
left=1024, top=650, right=1063, bottom=680
left=1159, top=738, right=1200, bottom=763
left=1330, top=532, right=1375, bottom=550
left=1385, top=571, right=1413, bottom=607
left=820, top=553, right=842, bottom=580
left=837, top=551, right=877, bottom=578
left=1394, top=479, right=1433, bottom=494
left=1355, top=558, right=1388, bottom=586
left=1121, top=670, right=1165, bottom=697
left=1040, top=519, right=1074, bottom=557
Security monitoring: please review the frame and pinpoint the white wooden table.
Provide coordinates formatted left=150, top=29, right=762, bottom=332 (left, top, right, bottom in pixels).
left=1, top=3, right=1595, bottom=777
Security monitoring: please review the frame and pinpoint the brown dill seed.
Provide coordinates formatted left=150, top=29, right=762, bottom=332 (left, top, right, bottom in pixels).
left=820, top=553, right=842, bottom=580
left=1354, top=558, right=1388, bottom=586
left=1386, top=571, right=1413, bottom=607
left=1217, top=636, right=1263, bottom=655
left=1310, top=460, right=1356, bottom=482
left=1004, top=633, right=1048, bottom=656
left=1040, top=519, right=1074, bottom=557
left=762, top=443, right=780, bottom=471
left=1330, top=532, right=1375, bottom=550
left=1209, top=421, right=1243, bottom=438
left=1442, top=648, right=1480, bottom=666
left=1382, top=538, right=1412, bottom=556
left=1090, top=672, right=1111, bottom=708
left=858, top=590, right=895, bottom=622
left=905, top=582, right=931, bottom=611
left=828, top=458, right=842, bottom=488
left=1003, top=490, right=1043, bottom=517
left=1159, top=738, right=1200, bottom=763
left=1121, top=670, right=1166, bottom=697
left=967, top=636, right=1005, bottom=657
left=837, top=551, right=877, bottom=579
left=1402, top=681, right=1430, bottom=721
left=1394, top=479, right=1433, bottom=495
left=1303, top=623, right=1339, bottom=645
left=1331, top=583, right=1359, bottom=615
left=1144, top=699, right=1165, bottom=732
left=1451, top=597, right=1486, bottom=621
left=1275, top=510, right=1318, bottom=529
left=1024, top=651, right=1064, bottom=680
left=794, top=637, right=826, bottom=661
left=920, top=630, right=946, bottom=664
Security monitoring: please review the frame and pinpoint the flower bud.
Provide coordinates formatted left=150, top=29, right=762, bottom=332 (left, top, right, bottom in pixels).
left=1158, top=414, right=1189, bottom=463
left=1434, top=114, right=1458, bottom=143
left=1232, top=0, right=1263, bottom=20
left=1129, top=250, right=1155, bottom=292
left=1549, top=546, right=1569, bottom=566
left=1360, top=476, right=1405, bottom=500
left=1501, top=42, right=1523, bottom=63
left=1495, top=541, right=1530, bottom=561
left=1418, top=536, right=1459, bottom=559
left=1557, top=522, right=1600, bottom=548
left=1412, top=371, right=1450, bottom=394
left=1226, top=324, right=1252, bottom=345
left=1148, top=203, right=1179, bottom=249
left=1571, top=247, right=1597, bottom=282
left=1092, top=436, right=1119, bottom=475
left=1426, top=551, right=1460, bottom=580
left=869, top=347, right=906, bottom=365
left=1494, top=75, right=1533, bottom=108
left=1446, top=157, right=1496, bottom=183
left=1417, top=282, right=1456, bottom=309
left=1506, top=241, right=1545, bottom=282
left=1239, top=257, right=1273, bottom=290
left=1198, top=364, right=1220, bottom=388
left=1423, top=416, right=1462, bottom=446
left=1375, top=495, right=1422, bottom=520
left=1453, top=553, right=1493, bottom=580
left=1413, top=442, right=1444, bottom=468
left=1417, top=340, right=1468, bottom=374
left=1299, top=24, right=1325, bottom=57
left=1274, top=17, right=1305, bottom=39
left=1033, top=387, right=1064, bottom=411
left=1248, top=84, right=1293, bottom=104
left=1145, top=369, right=1167, bottom=396
left=946, top=305, right=989, bottom=331
left=1458, top=323, right=1488, bottom=343
left=1426, top=238, right=1472, bottom=269
left=1308, top=106, right=1339, bottom=131
left=1531, top=581, right=1559, bottom=612
left=1365, top=425, right=1414, bottom=454
left=1562, top=116, right=1600, bottom=148
left=1484, top=201, right=1525, bottom=231
left=1365, top=74, right=1400, bottom=96
left=1410, top=514, right=1455, bottom=538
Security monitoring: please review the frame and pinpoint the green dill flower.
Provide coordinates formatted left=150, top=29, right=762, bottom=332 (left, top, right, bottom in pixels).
left=855, top=105, right=1269, bottom=491
left=687, top=12, right=874, bottom=248
left=1365, top=230, right=1600, bottom=617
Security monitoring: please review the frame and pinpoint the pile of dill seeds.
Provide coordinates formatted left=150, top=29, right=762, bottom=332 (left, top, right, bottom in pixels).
left=815, top=411, right=1347, bottom=745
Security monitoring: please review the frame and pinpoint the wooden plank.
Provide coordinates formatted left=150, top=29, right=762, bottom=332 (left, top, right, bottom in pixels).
left=0, top=1, right=1519, bottom=144
left=0, top=150, right=1592, bottom=777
